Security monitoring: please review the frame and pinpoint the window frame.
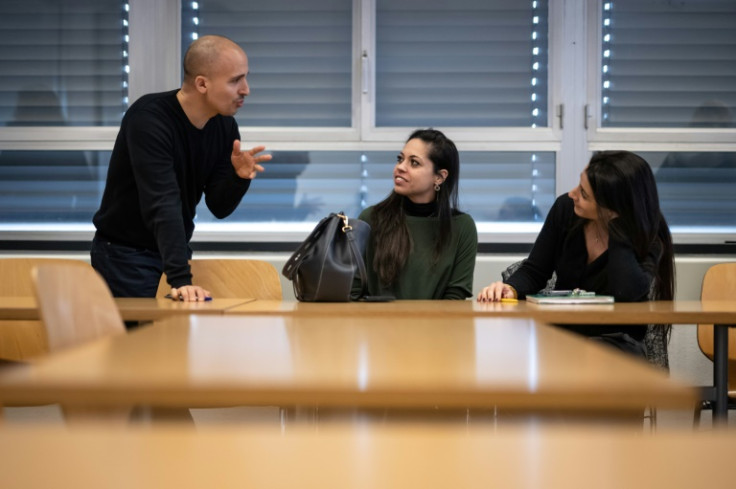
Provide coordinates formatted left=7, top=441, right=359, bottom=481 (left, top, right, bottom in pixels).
left=583, top=0, right=736, bottom=244
left=0, top=0, right=732, bottom=246
left=584, top=0, right=736, bottom=147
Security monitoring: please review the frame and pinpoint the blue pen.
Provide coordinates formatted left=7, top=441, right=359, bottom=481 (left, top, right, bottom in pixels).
left=165, top=294, right=213, bottom=301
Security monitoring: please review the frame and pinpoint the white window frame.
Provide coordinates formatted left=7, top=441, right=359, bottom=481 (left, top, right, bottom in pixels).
left=583, top=0, right=736, bottom=244
left=0, top=0, right=731, bottom=245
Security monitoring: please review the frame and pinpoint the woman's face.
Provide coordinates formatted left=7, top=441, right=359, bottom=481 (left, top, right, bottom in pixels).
left=568, top=168, right=599, bottom=220
left=393, top=138, right=446, bottom=204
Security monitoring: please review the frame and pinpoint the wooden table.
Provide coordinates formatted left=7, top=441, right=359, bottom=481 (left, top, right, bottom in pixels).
left=229, top=299, right=736, bottom=420
left=0, top=297, right=255, bottom=321
left=227, top=299, right=736, bottom=324
left=0, top=423, right=733, bottom=488
left=114, top=297, right=255, bottom=321
left=0, top=314, right=696, bottom=412
left=0, top=297, right=37, bottom=320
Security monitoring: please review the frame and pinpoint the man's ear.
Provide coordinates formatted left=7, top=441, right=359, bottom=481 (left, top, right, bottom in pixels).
left=194, top=75, right=208, bottom=94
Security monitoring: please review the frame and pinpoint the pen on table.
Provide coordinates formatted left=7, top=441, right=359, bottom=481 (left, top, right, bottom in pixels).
left=500, top=298, right=518, bottom=304
left=164, top=294, right=213, bottom=301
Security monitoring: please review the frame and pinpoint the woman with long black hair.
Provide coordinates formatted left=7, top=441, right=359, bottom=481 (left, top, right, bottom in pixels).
left=478, top=150, right=675, bottom=356
left=357, top=129, right=477, bottom=300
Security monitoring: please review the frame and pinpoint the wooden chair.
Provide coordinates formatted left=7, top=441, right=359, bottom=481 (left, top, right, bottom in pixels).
left=31, top=263, right=125, bottom=353
left=0, top=258, right=89, bottom=360
left=23, top=263, right=133, bottom=423
left=156, top=259, right=282, bottom=300
left=694, top=262, right=736, bottom=424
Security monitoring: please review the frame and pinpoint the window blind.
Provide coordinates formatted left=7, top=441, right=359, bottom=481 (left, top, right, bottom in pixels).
left=375, top=0, right=548, bottom=127
left=0, top=0, right=128, bottom=127
left=0, top=150, right=108, bottom=222
left=602, top=0, right=736, bottom=128
left=647, top=151, right=736, bottom=226
left=181, top=0, right=352, bottom=128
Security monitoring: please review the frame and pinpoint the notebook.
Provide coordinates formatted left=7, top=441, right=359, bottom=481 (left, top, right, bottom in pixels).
left=526, top=292, right=615, bottom=305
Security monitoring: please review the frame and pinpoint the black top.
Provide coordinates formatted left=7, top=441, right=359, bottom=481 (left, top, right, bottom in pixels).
left=403, top=199, right=437, bottom=217
left=506, top=194, right=662, bottom=340
left=93, top=90, right=251, bottom=287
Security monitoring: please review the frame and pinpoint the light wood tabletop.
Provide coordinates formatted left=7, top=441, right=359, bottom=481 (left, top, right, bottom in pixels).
left=0, top=297, right=37, bottom=320
left=226, top=299, right=736, bottom=324
left=226, top=299, right=736, bottom=421
left=0, top=423, right=733, bottom=489
left=0, top=314, right=696, bottom=411
left=0, top=297, right=255, bottom=321
left=7, top=296, right=734, bottom=325
left=114, top=297, right=255, bottom=320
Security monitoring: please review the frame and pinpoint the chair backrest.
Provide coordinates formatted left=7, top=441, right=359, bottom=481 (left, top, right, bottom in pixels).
left=697, top=263, right=736, bottom=384
left=32, top=263, right=125, bottom=353
left=0, top=258, right=88, bottom=295
left=0, top=258, right=90, bottom=360
left=156, top=259, right=283, bottom=300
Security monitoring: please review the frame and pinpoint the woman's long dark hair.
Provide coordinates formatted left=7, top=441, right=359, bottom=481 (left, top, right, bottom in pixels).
left=586, top=150, right=675, bottom=301
left=371, top=128, right=460, bottom=286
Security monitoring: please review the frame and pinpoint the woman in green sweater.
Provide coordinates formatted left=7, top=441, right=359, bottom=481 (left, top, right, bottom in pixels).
left=357, top=129, right=477, bottom=300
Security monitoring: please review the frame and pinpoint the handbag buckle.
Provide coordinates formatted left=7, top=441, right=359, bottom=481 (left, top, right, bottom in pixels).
left=338, top=213, right=352, bottom=232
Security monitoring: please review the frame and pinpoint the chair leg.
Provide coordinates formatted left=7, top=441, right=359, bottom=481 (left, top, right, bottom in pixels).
left=693, top=401, right=707, bottom=429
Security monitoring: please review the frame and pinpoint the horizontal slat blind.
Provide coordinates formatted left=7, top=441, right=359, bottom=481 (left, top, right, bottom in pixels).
left=0, top=150, right=108, bottom=222
left=376, top=0, right=548, bottom=127
left=644, top=151, right=736, bottom=226
left=182, top=0, right=352, bottom=127
left=602, top=0, right=736, bottom=127
left=0, top=0, right=127, bottom=127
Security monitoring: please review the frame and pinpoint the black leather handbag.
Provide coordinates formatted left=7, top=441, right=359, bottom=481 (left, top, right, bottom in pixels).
left=282, top=212, right=371, bottom=302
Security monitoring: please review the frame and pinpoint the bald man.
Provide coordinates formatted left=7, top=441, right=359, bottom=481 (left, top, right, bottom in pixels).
left=91, top=36, right=270, bottom=305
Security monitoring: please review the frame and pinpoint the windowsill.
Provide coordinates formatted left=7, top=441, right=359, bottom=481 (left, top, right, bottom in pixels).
left=0, top=222, right=734, bottom=246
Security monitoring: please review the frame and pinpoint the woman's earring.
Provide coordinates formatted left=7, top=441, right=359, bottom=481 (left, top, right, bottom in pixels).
left=434, top=183, right=441, bottom=192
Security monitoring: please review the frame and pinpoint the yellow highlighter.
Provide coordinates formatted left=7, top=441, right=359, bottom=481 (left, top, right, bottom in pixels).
left=500, top=298, right=518, bottom=304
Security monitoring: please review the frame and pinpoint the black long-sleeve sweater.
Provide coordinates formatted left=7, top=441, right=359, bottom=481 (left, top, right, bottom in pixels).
left=93, top=90, right=251, bottom=287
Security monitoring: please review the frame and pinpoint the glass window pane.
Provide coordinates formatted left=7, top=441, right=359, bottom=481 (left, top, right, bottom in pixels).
left=601, top=0, right=736, bottom=128
left=642, top=151, right=736, bottom=226
left=181, top=0, right=352, bottom=128
left=0, top=150, right=109, bottom=222
left=376, top=0, right=548, bottom=127
left=0, top=0, right=128, bottom=127
left=459, top=151, right=554, bottom=222
left=194, top=150, right=555, bottom=224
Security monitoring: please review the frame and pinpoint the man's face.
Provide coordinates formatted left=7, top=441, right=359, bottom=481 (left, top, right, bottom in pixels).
left=202, top=47, right=250, bottom=117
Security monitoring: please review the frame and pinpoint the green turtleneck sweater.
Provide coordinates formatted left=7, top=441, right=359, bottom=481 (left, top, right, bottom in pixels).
left=356, top=205, right=477, bottom=300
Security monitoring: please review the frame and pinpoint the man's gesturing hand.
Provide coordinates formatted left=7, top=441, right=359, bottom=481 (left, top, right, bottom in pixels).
left=231, top=140, right=271, bottom=179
